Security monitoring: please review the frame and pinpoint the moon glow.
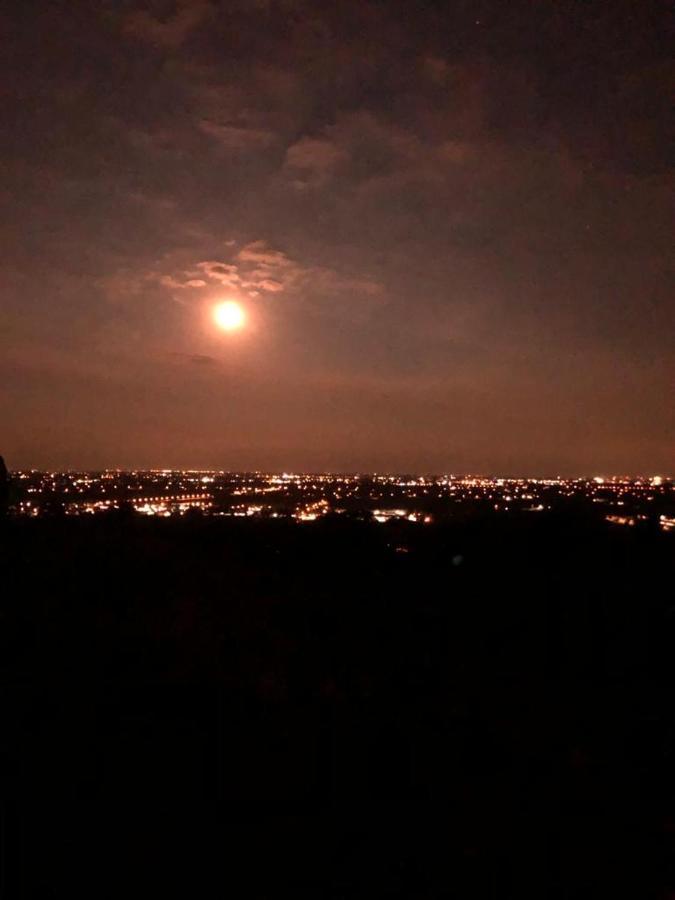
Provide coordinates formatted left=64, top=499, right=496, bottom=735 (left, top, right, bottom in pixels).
left=213, top=300, right=246, bottom=332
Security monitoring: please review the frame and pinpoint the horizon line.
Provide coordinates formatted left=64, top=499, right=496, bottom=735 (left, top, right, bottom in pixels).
left=7, top=467, right=673, bottom=481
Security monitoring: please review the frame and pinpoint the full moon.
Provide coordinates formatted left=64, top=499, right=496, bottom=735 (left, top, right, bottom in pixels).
left=213, top=300, right=246, bottom=332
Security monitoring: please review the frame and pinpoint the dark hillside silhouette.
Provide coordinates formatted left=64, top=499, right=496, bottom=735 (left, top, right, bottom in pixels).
left=0, top=511, right=673, bottom=896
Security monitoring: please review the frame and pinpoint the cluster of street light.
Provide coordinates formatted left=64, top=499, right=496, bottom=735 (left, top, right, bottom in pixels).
left=8, top=470, right=673, bottom=529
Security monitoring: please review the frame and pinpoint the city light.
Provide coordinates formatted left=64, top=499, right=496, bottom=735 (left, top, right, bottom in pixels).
left=6, top=471, right=673, bottom=527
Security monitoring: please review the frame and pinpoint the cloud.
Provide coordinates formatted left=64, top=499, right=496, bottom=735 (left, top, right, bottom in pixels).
left=199, top=243, right=293, bottom=296
left=326, top=111, right=423, bottom=173
left=198, top=121, right=278, bottom=151
left=123, top=1, right=213, bottom=49
left=190, top=248, right=293, bottom=296
left=159, top=275, right=207, bottom=289
left=196, top=261, right=240, bottom=287
left=236, top=241, right=294, bottom=268
left=155, top=239, right=385, bottom=308
left=284, top=136, right=347, bottom=186
left=301, top=268, right=384, bottom=299
left=97, top=270, right=149, bottom=305
left=423, top=56, right=450, bottom=84
left=234, top=241, right=384, bottom=305
left=436, top=141, right=471, bottom=165
left=254, top=278, right=284, bottom=292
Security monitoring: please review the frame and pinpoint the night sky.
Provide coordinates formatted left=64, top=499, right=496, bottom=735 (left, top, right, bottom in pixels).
left=2, top=1, right=673, bottom=474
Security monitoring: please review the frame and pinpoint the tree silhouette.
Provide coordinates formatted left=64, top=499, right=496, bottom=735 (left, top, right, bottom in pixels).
left=0, top=455, right=9, bottom=516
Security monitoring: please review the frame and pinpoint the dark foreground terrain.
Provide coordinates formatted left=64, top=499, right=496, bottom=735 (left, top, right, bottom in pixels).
left=1, top=512, right=674, bottom=897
